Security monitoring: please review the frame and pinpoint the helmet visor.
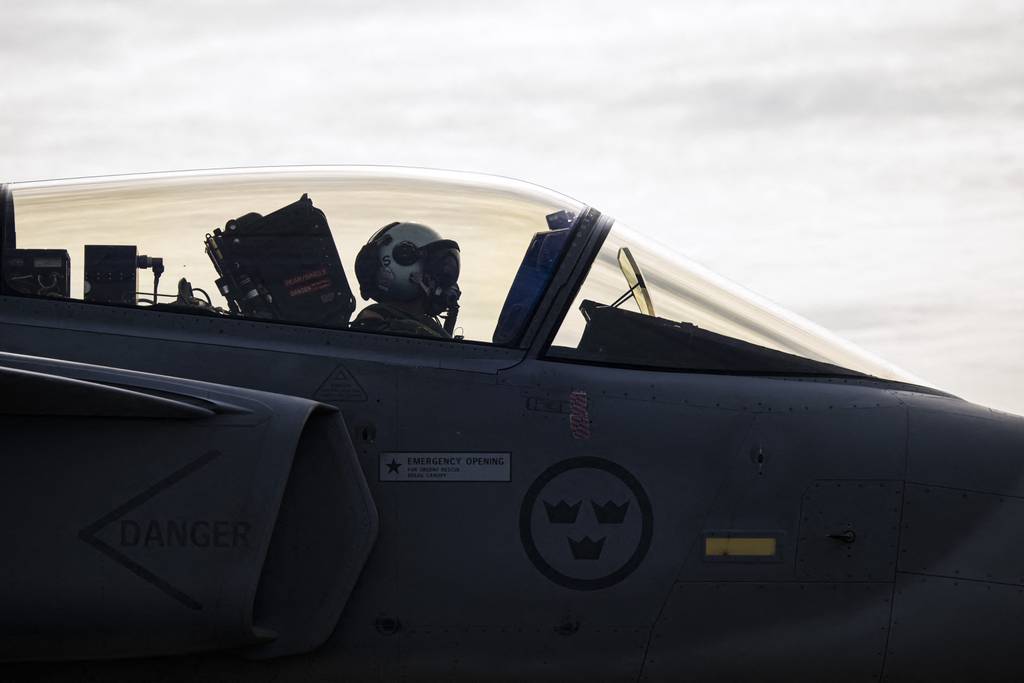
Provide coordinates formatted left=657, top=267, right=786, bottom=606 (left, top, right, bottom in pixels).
left=423, top=239, right=460, bottom=287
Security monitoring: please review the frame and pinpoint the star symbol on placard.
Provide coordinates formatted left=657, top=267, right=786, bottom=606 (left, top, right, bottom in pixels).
left=386, top=458, right=401, bottom=474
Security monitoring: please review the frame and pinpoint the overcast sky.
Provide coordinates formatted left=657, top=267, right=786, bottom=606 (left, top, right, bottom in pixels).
left=1, top=0, right=1022, bottom=413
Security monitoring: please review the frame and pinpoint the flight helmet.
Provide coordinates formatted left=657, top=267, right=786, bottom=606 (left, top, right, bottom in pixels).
left=354, top=222, right=461, bottom=315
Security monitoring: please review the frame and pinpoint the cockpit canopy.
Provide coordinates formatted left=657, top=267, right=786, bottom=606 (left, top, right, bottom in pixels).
left=0, top=166, right=918, bottom=384
left=3, top=167, right=583, bottom=346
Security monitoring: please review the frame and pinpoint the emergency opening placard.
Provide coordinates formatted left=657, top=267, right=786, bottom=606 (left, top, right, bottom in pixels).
left=379, top=452, right=510, bottom=482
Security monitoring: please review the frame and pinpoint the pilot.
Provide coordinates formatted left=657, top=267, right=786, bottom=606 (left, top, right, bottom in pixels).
left=351, top=222, right=461, bottom=338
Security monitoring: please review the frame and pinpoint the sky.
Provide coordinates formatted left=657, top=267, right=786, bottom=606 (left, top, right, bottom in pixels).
left=1, top=0, right=1022, bottom=413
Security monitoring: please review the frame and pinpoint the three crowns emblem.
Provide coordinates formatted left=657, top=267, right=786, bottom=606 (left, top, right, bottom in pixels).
left=542, top=498, right=630, bottom=560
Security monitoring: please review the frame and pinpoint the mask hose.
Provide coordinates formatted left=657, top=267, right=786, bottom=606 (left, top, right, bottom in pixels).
left=442, top=299, right=459, bottom=336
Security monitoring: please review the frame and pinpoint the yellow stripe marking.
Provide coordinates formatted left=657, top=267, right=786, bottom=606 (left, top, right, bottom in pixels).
left=704, top=536, right=777, bottom=557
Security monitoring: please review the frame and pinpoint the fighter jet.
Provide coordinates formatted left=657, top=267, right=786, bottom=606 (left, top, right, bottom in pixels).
left=0, top=166, right=1021, bottom=682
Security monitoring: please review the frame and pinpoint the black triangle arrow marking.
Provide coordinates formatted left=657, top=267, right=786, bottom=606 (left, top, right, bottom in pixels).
left=78, top=450, right=222, bottom=611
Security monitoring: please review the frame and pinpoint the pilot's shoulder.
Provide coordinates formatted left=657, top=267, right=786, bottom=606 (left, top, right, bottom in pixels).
left=355, top=305, right=389, bottom=322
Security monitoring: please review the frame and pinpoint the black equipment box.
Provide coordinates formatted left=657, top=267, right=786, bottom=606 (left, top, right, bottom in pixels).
left=84, top=245, right=137, bottom=304
left=205, top=194, right=355, bottom=326
left=3, top=248, right=71, bottom=298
